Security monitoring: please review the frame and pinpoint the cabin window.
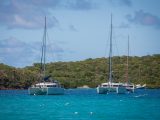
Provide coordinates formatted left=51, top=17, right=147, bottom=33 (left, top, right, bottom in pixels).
left=47, top=85, right=57, bottom=87
left=112, top=85, right=119, bottom=87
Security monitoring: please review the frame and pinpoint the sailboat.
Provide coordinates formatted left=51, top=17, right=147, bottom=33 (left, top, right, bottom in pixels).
left=122, top=36, right=135, bottom=92
left=28, top=17, right=64, bottom=95
left=97, top=15, right=126, bottom=94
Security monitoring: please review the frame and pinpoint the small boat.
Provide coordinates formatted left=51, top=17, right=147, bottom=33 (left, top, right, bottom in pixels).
left=97, top=15, right=126, bottom=94
left=28, top=17, right=64, bottom=95
left=136, top=84, right=146, bottom=89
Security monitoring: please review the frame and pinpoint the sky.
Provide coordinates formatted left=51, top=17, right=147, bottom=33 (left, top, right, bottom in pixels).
left=0, top=0, right=160, bottom=67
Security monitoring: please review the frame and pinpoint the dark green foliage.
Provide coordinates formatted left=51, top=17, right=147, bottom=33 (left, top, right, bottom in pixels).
left=0, top=54, right=160, bottom=89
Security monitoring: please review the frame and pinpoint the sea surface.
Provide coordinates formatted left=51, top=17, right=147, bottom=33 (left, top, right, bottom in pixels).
left=0, top=89, right=160, bottom=120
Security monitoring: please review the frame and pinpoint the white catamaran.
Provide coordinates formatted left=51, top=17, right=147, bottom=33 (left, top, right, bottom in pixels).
left=97, top=15, right=126, bottom=94
left=28, top=17, right=64, bottom=95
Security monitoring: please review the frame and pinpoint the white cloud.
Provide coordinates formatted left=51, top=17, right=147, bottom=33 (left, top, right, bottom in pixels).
left=126, top=10, right=160, bottom=29
left=108, top=0, right=132, bottom=7
left=0, top=0, right=96, bottom=29
left=0, top=37, right=64, bottom=67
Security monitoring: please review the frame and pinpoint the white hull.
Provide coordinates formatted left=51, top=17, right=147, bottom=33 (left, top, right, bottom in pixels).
left=97, top=86, right=108, bottom=94
left=97, top=83, right=126, bottom=94
left=28, top=87, right=64, bottom=95
left=116, top=86, right=126, bottom=94
left=126, top=87, right=135, bottom=92
left=123, top=83, right=135, bottom=93
left=108, top=87, right=117, bottom=92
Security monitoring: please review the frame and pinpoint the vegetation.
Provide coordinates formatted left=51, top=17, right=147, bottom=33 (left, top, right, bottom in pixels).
left=0, top=54, right=160, bottom=89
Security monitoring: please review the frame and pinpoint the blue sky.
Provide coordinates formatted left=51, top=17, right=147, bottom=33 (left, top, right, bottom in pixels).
left=0, top=0, right=160, bottom=67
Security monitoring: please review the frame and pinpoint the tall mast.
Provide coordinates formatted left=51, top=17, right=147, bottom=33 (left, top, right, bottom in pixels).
left=109, top=14, right=112, bottom=83
left=126, top=35, right=129, bottom=83
left=41, top=16, right=47, bottom=80
left=44, top=16, right=47, bottom=77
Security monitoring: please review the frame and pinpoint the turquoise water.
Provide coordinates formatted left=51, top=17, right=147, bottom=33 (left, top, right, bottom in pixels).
left=0, top=89, right=160, bottom=120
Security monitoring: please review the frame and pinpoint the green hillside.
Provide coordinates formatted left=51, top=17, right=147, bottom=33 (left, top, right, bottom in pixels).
left=0, top=54, right=160, bottom=89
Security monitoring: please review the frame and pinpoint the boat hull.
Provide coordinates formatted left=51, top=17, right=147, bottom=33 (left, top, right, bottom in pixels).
left=126, top=87, right=134, bottom=93
left=123, top=83, right=135, bottom=93
left=107, top=86, right=126, bottom=94
left=97, top=87, right=108, bottom=94
left=116, top=86, right=126, bottom=94
left=97, top=86, right=126, bottom=94
left=97, top=86, right=120, bottom=93
left=28, top=87, right=64, bottom=95
left=108, top=87, right=116, bottom=92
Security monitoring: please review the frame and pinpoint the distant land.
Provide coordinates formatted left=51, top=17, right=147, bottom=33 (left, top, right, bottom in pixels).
left=0, top=54, right=160, bottom=89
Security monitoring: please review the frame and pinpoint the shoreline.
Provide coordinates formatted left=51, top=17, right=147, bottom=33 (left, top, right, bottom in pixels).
left=1, top=87, right=160, bottom=90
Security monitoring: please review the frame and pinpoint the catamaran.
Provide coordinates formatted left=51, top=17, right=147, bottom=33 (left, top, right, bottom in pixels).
left=97, top=15, right=126, bottom=94
left=28, top=17, right=64, bottom=95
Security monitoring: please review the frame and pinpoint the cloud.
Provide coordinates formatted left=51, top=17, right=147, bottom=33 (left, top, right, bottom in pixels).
left=69, top=24, right=78, bottom=31
left=121, top=0, right=132, bottom=6
left=109, top=0, right=132, bottom=7
left=0, top=37, right=64, bottom=67
left=0, top=0, right=95, bottom=29
left=126, top=10, right=160, bottom=29
left=0, top=0, right=60, bottom=29
left=0, top=37, right=36, bottom=67
left=117, top=23, right=130, bottom=28
left=65, top=0, right=96, bottom=10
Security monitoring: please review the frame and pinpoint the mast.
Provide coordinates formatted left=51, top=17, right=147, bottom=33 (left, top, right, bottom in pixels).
left=41, top=16, right=47, bottom=80
left=109, top=14, right=112, bottom=83
left=126, top=35, right=129, bottom=83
